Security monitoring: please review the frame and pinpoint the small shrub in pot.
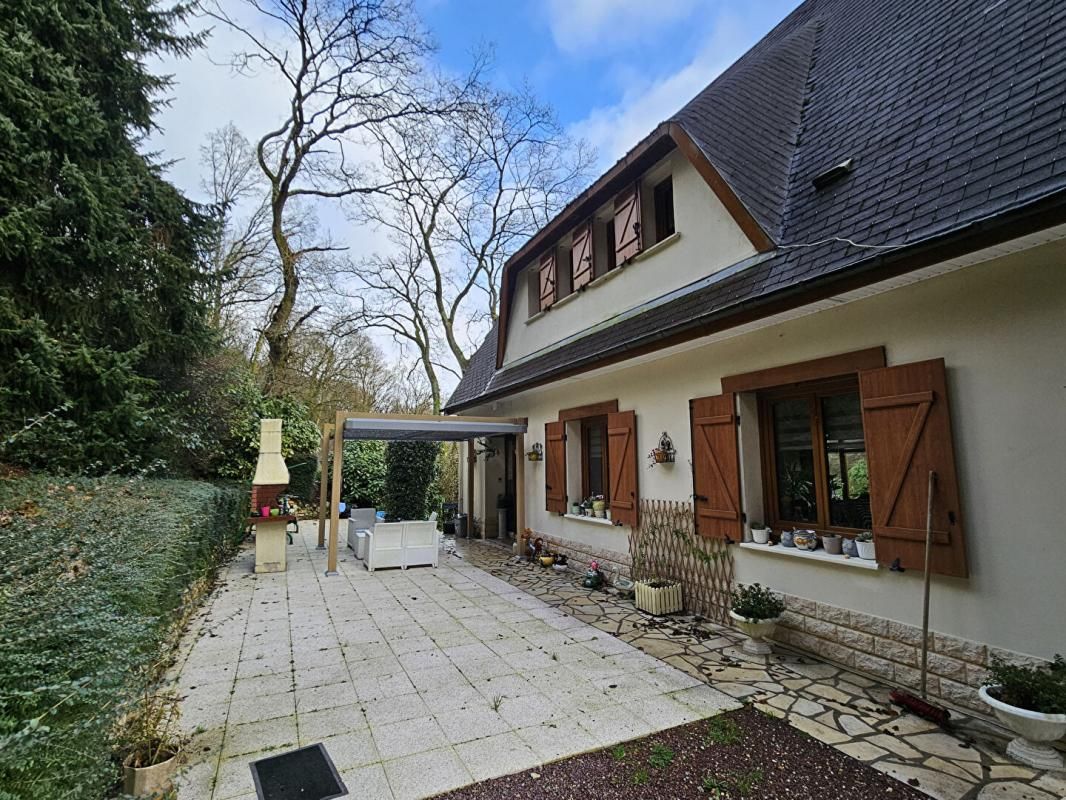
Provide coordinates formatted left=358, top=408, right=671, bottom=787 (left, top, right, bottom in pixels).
left=749, top=521, right=770, bottom=544
left=729, top=583, right=785, bottom=656
left=855, top=531, right=876, bottom=560
left=980, top=654, right=1066, bottom=768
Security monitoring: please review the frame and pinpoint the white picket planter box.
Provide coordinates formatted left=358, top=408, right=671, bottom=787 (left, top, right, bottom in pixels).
left=634, top=580, right=683, bottom=615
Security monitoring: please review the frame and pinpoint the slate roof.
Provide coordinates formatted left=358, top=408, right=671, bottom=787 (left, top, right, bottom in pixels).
left=446, top=0, right=1066, bottom=412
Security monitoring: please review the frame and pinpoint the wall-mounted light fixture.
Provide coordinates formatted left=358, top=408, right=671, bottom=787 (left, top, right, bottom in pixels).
left=473, top=438, right=498, bottom=459
left=526, top=442, right=543, bottom=462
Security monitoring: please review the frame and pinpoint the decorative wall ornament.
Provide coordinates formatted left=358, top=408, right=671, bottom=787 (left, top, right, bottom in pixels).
left=647, top=431, right=676, bottom=466
left=526, top=442, right=544, bottom=462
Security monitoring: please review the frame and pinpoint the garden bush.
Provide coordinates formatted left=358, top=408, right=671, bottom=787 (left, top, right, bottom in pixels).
left=383, top=441, right=439, bottom=521
left=0, top=475, right=245, bottom=800
left=341, top=440, right=387, bottom=510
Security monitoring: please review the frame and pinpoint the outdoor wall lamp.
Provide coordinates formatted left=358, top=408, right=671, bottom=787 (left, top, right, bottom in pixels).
left=473, top=438, right=498, bottom=459
left=527, top=442, right=543, bottom=462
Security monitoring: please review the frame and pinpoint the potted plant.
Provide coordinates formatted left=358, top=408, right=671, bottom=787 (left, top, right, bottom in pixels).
left=822, top=532, right=843, bottom=555
left=749, top=521, right=770, bottom=545
left=632, top=547, right=682, bottom=615
left=855, top=531, right=876, bottom=560
left=591, top=495, right=606, bottom=518
left=729, top=583, right=785, bottom=655
left=635, top=576, right=683, bottom=615
left=120, top=688, right=181, bottom=797
left=570, top=502, right=580, bottom=516
left=980, top=654, right=1066, bottom=769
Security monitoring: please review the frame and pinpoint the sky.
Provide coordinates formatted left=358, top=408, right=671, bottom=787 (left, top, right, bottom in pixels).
left=148, top=0, right=802, bottom=391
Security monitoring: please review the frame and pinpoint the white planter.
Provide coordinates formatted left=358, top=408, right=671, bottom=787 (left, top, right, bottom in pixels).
left=123, top=752, right=177, bottom=797
left=856, top=539, right=877, bottom=560
left=635, top=580, right=683, bottom=616
left=980, top=685, right=1066, bottom=769
left=751, top=527, right=770, bottom=545
left=729, top=610, right=782, bottom=656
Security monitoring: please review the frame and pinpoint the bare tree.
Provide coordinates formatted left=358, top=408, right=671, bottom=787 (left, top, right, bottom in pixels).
left=351, top=244, right=451, bottom=411
left=347, top=85, right=593, bottom=404
left=200, top=124, right=275, bottom=344
left=204, top=0, right=469, bottom=392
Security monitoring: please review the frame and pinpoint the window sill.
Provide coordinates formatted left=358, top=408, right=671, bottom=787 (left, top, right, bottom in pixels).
left=631, top=230, right=681, bottom=264
left=564, top=513, right=617, bottom=528
left=738, top=541, right=880, bottom=570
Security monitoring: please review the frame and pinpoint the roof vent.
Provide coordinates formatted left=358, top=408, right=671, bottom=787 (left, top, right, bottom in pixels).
left=812, top=158, right=854, bottom=190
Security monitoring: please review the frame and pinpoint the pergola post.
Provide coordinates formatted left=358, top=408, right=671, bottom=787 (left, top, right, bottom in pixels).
left=316, top=424, right=332, bottom=549
left=327, top=411, right=344, bottom=575
left=515, top=432, right=526, bottom=546
left=466, top=440, right=477, bottom=539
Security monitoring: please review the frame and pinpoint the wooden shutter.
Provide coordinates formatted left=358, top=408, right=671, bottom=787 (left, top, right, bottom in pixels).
left=859, top=358, right=967, bottom=577
left=607, top=410, right=639, bottom=527
left=571, top=223, right=594, bottom=290
left=690, top=393, right=742, bottom=540
left=545, top=420, right=567, bottom=514
left=614, top=184, right=642, bottom=263
left=538, top=251, right=556, bottom=311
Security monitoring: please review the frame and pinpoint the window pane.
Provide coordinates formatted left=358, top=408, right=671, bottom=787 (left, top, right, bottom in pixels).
left=586, top=423, right=605, bottom=498
left=822, top=392, right=871, bottom=528
left=772, top=398, right=817, bottom=522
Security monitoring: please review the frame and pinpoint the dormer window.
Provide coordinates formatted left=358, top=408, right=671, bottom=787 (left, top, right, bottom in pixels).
left=653, top=176, right=675, bottom=243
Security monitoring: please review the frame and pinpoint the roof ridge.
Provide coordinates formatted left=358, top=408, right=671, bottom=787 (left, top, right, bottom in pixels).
left=777, top=17, right=827, bottom=241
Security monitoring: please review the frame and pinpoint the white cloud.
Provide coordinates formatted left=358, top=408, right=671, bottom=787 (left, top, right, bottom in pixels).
left=568, top=12, right=749, bottom=168
left=546, top=0, right=699, bottom=56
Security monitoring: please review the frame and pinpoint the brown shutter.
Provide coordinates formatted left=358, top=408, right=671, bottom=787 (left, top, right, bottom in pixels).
left=614, top=184, right=642, bottom=263
left=571, top=223, right=594, bottom=290
left=859, top=358, right=967, bottom=577
left=538, top=251, right=556, bottom=311
left=545, top=420, right=567, bottom=514
left=607, top=410, right=639, bottom=527
left=690, top=393, right=742, bottom=540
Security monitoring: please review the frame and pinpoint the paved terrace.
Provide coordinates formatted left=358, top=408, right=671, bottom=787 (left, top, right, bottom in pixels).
left=170, top=526, right=1065, bottom=800
left=459, top=540, right=1066, bottom=800
left=169, top=524, right=736, bottom=800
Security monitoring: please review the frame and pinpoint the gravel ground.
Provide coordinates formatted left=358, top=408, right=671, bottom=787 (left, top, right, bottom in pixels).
left=436, top=706, right=926, bottom=800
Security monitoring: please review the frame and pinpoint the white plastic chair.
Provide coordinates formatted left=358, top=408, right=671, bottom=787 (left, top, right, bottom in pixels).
left=365, top=522, right=404, bottom=572
left=347, top=508, right=376, bottom=556
left=402, top=521, right=439, bottom=569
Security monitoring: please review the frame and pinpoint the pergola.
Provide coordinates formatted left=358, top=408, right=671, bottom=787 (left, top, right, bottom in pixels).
left=315, top=411, right=528, bottom=574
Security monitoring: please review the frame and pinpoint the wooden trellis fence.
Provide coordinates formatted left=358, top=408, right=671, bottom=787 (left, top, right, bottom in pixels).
left=629, top=499, right=735, bottom=625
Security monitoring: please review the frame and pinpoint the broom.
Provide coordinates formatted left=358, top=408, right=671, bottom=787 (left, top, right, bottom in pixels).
left=889, top=470, right=952, bottom=727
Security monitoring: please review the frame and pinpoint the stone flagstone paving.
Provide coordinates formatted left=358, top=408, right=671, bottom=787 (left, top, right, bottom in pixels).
left=457, top=538, right=1065, bottom=800
left=167, top=524, right=737, bottom=800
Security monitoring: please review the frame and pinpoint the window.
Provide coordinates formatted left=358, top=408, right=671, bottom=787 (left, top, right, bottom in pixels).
left=581, top=416, right=609, bottom=501
left=653, top=176, right=675, bottom=243
left=759, top=378, right=871, bottom=533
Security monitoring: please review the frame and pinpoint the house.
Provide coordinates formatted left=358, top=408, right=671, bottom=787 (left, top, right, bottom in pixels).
left=445, top=0, right=1066, bottom=714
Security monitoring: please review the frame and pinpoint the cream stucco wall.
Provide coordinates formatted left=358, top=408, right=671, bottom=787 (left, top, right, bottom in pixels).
left=502, top=150, right=757, bottom=366
left=465, top=242, right=1066, bottom=659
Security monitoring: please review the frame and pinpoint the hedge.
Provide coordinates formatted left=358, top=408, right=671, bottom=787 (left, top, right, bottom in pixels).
left=383, top=441, right=438, bottom=522
left=0, top=476, right=246, bottom=800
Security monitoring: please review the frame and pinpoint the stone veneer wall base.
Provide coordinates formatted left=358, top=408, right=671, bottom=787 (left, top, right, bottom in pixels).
left=776, top=593, right=1053, bottom=722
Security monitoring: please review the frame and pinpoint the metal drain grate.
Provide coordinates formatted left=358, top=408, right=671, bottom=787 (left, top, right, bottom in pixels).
left=249, top=743, right=347, bottom=800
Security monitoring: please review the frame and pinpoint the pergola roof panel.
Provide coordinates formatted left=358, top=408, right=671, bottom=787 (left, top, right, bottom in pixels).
left=341, top=416, right=526, bottom=441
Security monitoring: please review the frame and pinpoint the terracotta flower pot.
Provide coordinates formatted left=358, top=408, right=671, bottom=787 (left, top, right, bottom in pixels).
left=980, top=685, right=1066, bottom=769
left=822, top=534, right=842, bottom=555
left=123, top=751, right=177, bottom=797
